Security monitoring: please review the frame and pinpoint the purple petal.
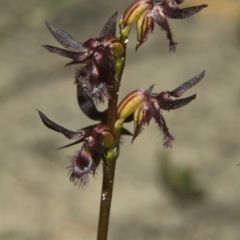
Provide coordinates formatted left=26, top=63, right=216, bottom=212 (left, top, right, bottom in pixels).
left=37, top=110, right=84, bottom=140
left=148, top=101, right=174, bottom=147
left=148, top=101, right=161, bottom=123
left=76, top=84, right=106, bottom=121
left=162, top=4, right=208, bottom=19
left=152, top=9, right=177, bottom=52
left=100, top=12, right=118, bottom=38
left=43, top=45, right=91, bottom=61
left=57, top=139, right=84, bottom=150
left=158, top=113, right=174, bottom=148
left=170, top=71, right=205, bottom=97
left=45, top=21, right=86, bottom=51
left=161, top=94, right=196, bottom=110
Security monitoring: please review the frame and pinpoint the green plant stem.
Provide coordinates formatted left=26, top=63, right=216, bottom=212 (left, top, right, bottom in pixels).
left=97, top=27, right=128, bottom=240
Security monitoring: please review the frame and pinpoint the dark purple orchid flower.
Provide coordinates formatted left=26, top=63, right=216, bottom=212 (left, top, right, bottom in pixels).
left=117, top=71, right=205, bottom=147
left=67, top=146, right=101, bottom=186
left=121, top=0, right=208, bottom=51
left=43, top=12, right=125, bottom=102
left=37, top=108, right=132, bottom=186
left=38, top=110, right=116, bottom=186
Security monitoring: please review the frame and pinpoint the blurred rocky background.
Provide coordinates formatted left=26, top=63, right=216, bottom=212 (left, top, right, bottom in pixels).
left=1, top=0, right=240, bottom=239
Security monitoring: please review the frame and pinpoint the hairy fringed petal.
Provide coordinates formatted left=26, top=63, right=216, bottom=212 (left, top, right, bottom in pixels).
left=152, top=7, right=177, bottom=52
left=75, top=60, right=111, bottom=103
left=92, top=83, right=111, bottom=103
left=68, top=146, right=101, bottom=187
left=66, top=124, right=117, bottom=187
left=153, top=1, right=207, bottom=51
left=148, top=99, right=174, bottom=147
left=158, top=113, right=174, bottom=148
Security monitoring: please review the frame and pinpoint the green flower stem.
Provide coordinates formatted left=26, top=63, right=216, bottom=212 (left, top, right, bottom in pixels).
left=96, top=23, right=130, bottom=240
